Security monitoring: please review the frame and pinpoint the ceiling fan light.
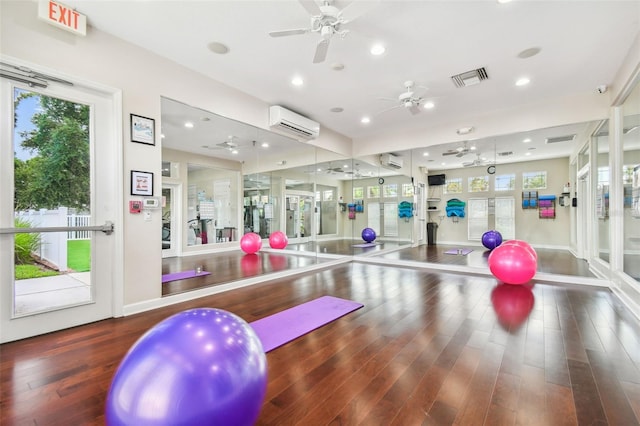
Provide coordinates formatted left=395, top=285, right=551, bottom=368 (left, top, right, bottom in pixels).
left=370, top=44, right=385, bottom=56
left=423, top=101, right=435, bottom=109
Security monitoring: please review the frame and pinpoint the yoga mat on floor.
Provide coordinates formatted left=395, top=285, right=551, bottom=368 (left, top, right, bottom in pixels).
left=352, top=243, right=378, bottom=248
left=162, top=270, right=211, bottom=283
left=250, top=296, right=363, bottom=352
left=444, top=248, right=473, bottom=255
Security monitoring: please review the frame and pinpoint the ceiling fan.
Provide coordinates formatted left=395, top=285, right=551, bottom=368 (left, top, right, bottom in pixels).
left=268, top=0, right=378, bottom=63
left=203, top=136, right=244, bottom=154
left=442, top=141, right=474, bottom=157
left=378, top=81, right=432, bottom=116
left=463, top=153, right=492, bottom=167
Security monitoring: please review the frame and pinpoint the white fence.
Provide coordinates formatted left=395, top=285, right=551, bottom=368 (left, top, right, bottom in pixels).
left=15, top=207, right=91, bottom=272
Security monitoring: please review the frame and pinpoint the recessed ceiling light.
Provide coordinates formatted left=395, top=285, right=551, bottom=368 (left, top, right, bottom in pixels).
left=207, top=42, right=229, bottom=54
left=343, top=164, right=349, bottom=169
left=518, top=47, right=541, bottom=59
left=330, top=107, right=344, bottom=113
left=497, top=0, right=512, bottom=4
left=457, top=126, right=474, bottom=135
left=317, top=168, right=322, bottom=172
left=516, top=77, right=530, bottom=86
left=470, top=145, right=477, bottom=151
left=423, top=152, right=429, bottom=157
left=525, top=152, right=531, bottom=156
left=523, top=138, right=532, bottom=143
left=291, top=76, right=304, bottom=86
left=184, top=122, right=194, bottom=128
left=370, top=44, right=385, bottom=56
left=423, top=101, right=435, bottom=109
left=361, top=116, right=371, bottom=124
left=441, top=162, right=446, bottom=166
left=231, top=149, right=238, bottom=154
left=261, top=142, right=269, bottom=148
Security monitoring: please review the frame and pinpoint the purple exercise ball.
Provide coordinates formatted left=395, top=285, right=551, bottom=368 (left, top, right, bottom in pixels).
left=482, top=230, right=503, bottom=250
left=361, top=227, right=376, bottom=243
left=105, top=308, right=267, bottom=426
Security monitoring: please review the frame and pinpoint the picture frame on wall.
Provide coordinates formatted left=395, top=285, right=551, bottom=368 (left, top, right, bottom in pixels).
left=130, top=114, right=155, bottom=145
left=131, top=170, right=154, bottom=196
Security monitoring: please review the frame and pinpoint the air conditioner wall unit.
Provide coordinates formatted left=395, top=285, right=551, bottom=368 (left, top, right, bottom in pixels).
left=380, top=153, right=403, bottom=169
left=269, top=106, right=320, bottom=140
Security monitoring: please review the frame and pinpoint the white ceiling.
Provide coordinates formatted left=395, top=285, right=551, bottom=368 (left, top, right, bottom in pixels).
left=66, top=0, right=639, bottom=171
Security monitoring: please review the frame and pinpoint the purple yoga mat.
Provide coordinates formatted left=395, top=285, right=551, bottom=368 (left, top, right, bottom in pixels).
left=250, top=296, right=363, bottom=352
left=444, top=248, right=473, bottom=255
left=352, top=243, right=378, bottom=248
left=162, top=270, right=211, bottom=283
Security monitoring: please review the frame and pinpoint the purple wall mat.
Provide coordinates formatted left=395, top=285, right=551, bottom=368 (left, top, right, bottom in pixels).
left=250, top=296, right=364, bottom=353
left=444, top=248, right=473, bottom=255
left=162, top=270, right=211, bottom=283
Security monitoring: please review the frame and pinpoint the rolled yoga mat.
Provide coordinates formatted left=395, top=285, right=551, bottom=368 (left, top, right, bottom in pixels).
left=162, top=270, right=211, bottom=283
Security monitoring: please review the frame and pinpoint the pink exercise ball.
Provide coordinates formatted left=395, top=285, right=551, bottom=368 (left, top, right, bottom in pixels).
left=501, top=239, right=537, bottom=260
left=488, top=243, right=537, bottom=285
left=268, top=231, right=288, bottom=249
left=240, top=232, right=262, bottom=254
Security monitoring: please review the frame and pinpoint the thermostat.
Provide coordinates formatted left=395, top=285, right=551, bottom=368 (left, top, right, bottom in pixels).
left=143, top=198, right=160, bottom=208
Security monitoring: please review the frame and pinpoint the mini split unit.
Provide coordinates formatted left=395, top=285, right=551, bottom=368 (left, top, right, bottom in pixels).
left=380, top=153, right=403, bottom=169
left=269, top=106, right=320, bottom=140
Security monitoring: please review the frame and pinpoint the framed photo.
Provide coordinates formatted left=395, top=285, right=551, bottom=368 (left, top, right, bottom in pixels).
left=131, top=170, right=154, bottom=196
left=130, top=114, right=155, bottom=145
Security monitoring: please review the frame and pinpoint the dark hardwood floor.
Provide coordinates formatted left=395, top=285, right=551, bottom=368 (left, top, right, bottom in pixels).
left=2, top=261, right=640, bottom=425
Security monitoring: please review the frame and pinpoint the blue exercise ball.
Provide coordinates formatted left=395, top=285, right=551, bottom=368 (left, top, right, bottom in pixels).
left=106, top=308, right=267, bottom=426
left=482, top=230, right=503, bottom=250
left=361, top=227, right=376, bottom=243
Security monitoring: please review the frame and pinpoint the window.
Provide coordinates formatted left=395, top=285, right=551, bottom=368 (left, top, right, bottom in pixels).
left=367, top=186, right=380, bottom=198
left=468, top=176, right=489, bottom=192
left=444, top=178, right=462, bottom=194
left=353, top=187, right=363, bottom=200
left=523, top=171, right=547, bottom=190
left=383, top=183, right=398, bottom=198
left=597, top=166, right=609, bottom=186
left=402, top=183, right=414, bottom=197
left=495, top=174, right=515, bottom=191
left=323, top=190, right=334, bottom=201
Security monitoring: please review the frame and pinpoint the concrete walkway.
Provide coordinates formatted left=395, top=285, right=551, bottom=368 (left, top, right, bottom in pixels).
left=14, top=272, right=91, bottom=315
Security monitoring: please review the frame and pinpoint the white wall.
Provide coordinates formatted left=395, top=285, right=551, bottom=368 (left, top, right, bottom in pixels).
left=428, top=157, right=571, bottom=248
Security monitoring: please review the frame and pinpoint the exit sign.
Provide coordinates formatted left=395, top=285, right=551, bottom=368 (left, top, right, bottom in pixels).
left=38, top=0, right=86, bottom=36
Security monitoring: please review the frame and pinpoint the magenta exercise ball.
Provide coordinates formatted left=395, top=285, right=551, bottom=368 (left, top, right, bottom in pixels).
left=502, top=239, right=537, bottom=260
left=361, top=227, right=376, bottom=243
left=269, top=231, right=288, bottom=249
left=240, top=232, right=263, bottom=254
left=481, top=230, right=503, bottom=250
left=105, top=308, right=267, bottom=426
left=488, top=243, right=537, bottom=285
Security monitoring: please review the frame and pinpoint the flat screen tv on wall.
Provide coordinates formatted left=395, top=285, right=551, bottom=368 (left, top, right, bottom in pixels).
left=427, top=174, right=446, bottom=186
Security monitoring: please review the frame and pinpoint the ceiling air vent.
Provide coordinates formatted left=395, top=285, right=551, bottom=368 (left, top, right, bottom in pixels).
left=451, top=67, right=489, bottom=88
left=545, top=134, right=575, bottom=144
left=497, top=151, right=513, bottom=157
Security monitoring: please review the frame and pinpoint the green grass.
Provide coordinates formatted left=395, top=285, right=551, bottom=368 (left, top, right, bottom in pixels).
left=67, top=239, right=91, bottom=272
left=15, top=264, right=58, bottom=280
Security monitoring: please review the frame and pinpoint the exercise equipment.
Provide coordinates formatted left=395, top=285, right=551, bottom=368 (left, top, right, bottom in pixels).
left=361, top=227, right=376, bottom=243
left=488, top=242, right=537, bottom=285
left=105, top=308, right=267, bottom=426
left=240, top=232, right=262, bottom=254
left=491, top=283, right=535, bottom=329
left=502, top=239, right=537, bottom=260
left=268, top=231, right=288, bottom=249
left=481, top=230, right=503, bottom=250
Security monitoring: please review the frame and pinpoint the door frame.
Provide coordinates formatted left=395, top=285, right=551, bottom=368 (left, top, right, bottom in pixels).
left=162, top=183, right=181, bottom=258
left=0, top=58, right=123, bottom=342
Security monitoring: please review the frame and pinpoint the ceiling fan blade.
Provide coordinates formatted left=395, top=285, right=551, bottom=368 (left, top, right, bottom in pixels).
left=298, top=0, right=322, bottom=16
left=377, top=104, right=403, bottom=115
left=340, top=0, right=380, bottom=23
left=442, top=151, right=459, bottom=156
left=408, top=104, right=421, bottom=115
left=313, top=38, right=330, bottom=63
left=269, top=28, right=308, bottom=37
left=377, top=97, right=398, bottom=102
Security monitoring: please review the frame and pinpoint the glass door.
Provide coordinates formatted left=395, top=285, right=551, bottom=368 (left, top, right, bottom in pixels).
left=285, top=193, right=314, bottom=243
left=162, top=184, right=180, bottom=258
left=0, top=71, right=118, bottom=342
